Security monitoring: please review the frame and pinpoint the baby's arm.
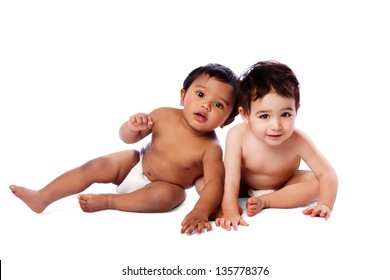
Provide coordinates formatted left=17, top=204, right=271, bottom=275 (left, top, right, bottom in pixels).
left=297, top=130, right=338, bottom=220
left=180, top=142, right=224, bottom=235
left=216, top=126, right=249, bottom=230
left=119, top=112, right=154, bottom=144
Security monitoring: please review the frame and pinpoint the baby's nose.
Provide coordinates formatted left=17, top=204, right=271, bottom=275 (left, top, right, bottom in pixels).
left=271, top=118, right=282, bottom=130
left=201, top=103, right=211, bottom=111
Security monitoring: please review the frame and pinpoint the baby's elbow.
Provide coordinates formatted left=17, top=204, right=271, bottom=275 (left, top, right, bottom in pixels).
left=119, top=131, right=130, bottom=144
left=119, top=130, right=138, bottom=144
left=324, top=169, right=338, bottom=193
left=330, top=168, right=338, bottom=186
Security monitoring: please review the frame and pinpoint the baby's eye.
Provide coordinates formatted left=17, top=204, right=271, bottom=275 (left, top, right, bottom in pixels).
left=196, top=91, right=205, bottom=98
left=214, top=101, right=224, bottom=109
left=281, top=112, right=291, bottom=118
left=259, top=114, right=269, bottom=119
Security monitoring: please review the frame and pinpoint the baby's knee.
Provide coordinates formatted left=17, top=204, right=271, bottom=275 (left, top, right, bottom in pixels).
left=294, top=170, right=320, bottom=196
left=149, top=185, right=186, bottom=211
left=298, top=170, right=316, bottom=181
left=302, top=171, right=320, bottom=196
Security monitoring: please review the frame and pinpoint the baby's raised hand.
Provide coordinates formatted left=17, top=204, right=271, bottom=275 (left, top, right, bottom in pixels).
left=128, top=113, right=153, bottom=131
left=303, top=204, right=331, bottom=220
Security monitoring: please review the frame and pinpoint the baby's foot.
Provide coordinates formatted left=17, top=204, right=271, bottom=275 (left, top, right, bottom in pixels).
left=246, top=196, right=265, bottom=216
left=9, top=185, right=47, bottom=213
left=78, top=194, right=110, bottom=212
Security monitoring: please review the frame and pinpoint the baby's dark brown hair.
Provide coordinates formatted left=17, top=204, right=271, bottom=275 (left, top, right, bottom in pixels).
left=238, top=60, right=300, bottom=114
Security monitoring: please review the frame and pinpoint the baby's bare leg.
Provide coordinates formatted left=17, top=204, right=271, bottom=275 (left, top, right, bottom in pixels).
left=78, top=182, right=186, bottom=213
left=10, top=150, right=139, bottom=213
left=247, top=170, right=319, bottom=216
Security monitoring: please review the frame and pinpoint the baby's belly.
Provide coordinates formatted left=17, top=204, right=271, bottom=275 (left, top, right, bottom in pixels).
left=243, top=169, right=297, bottom=190
left=142, top=154, right=201, bottom=189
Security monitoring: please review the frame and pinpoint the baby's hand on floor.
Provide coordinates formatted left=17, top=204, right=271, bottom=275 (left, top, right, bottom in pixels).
left=303, top=204, right=331, bottom=220
left=128, top=113, right=153, bottom=131
left=215, top=213, right=249, bottom=231
left=181, top=209, right=212, bottom=235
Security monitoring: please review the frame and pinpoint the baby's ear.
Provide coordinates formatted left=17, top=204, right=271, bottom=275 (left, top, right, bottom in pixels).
left=239, top=107, right=249, bottom=123
left=180, top=89, right=186, bottom=106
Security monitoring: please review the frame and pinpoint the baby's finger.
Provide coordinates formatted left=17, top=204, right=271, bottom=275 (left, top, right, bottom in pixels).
left=136, top=114, right=149, bottom=126
left=129, top=115, right=138, bottom=126
left=180, top=223, right=189, bottom=234
left=205, top=222, right=212, bottom=232
left=232, top=221, right=239, bottom=231
left=196, top=222, right=211, bottom=235
left=320, top=208, right=331, bottom=220
left=129, top=115, right=141, bottom=126
left=239, top=218, right=249, bottom=227
left=223, top=219, right=232, bottom=231
left=218, top=219, right=225, bottom=229
left=302, top=206, right=313, bottom=215
left=196, top=224, right=203, bottom=235
left=311, top=208, right=320, bottom=217
left=146, top=115, right=153, bottom=125
left=185, top=224, right=197, bottom=236
left=130, top=114, right=149, bottom=126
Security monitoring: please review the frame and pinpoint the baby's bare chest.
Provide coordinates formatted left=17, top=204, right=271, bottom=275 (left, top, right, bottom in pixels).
left=242, top=143, right=300, bottom=175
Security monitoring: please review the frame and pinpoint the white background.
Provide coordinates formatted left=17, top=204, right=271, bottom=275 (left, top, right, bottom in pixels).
left=1, top=1, right=389, bottom=279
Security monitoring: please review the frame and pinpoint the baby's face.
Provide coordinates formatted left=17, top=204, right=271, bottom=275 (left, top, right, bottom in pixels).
left=244, top=91, right=297, bottom=145
left=180, top=75, right=235, bottom=132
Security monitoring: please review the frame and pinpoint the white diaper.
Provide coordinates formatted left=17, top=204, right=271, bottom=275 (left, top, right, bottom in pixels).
left=116, top=149, right=151, bottom=194
left=248, top=188, right=276, bottom=197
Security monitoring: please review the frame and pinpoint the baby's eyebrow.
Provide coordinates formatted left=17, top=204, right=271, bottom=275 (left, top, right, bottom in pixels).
left=256, top=107, right=294, bottom=114
left=218, top=96, right=230, bottom=106
left=194, top=84, right=206, bottom=89
left=255, top=109, right=271, bottom=114
left=255, top=110, right=271, bottom=115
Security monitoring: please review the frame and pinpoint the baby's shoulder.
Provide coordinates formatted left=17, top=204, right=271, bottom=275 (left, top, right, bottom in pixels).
left=151, top=107, right=181, bottom=121
left=289, top=128, right=315, bottom=147
left=152, top=107, right=180, bottom=115
left=226, top=122, right=250, bottom=139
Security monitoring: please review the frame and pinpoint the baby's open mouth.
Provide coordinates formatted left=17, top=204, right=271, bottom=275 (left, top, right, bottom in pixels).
left=194, top=113, right=207, bottom=121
